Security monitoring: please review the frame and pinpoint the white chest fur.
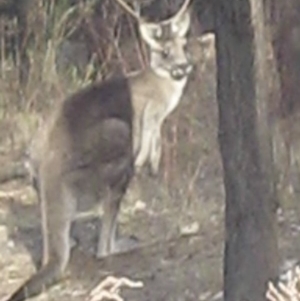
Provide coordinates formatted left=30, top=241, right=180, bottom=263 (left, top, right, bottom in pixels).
left=165, top=78, right=188, bottom=116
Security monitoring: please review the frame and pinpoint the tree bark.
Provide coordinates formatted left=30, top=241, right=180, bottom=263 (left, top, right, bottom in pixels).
left=214, top=1, right=279, bottom=300
left=269, top=0, right=300, bottom=119
left=267, top=0, right=300, bottom=199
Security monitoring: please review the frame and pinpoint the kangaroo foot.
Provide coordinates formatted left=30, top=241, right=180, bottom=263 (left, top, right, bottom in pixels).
left=113, top=235, right=140, bottom=254
left=96, top=235, right=140, bottom=259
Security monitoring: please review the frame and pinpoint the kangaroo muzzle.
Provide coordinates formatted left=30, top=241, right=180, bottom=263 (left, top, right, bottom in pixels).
left=170, top=63, right=193, bottom=80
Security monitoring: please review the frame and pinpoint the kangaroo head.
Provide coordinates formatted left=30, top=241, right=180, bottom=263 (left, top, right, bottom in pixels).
left=139, top=1, right=193, bottom=81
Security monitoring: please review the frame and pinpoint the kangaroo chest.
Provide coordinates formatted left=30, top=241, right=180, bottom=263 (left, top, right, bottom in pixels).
left=161, top=78, right=187, bottom=119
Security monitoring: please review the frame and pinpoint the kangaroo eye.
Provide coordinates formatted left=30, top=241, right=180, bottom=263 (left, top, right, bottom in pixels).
left=162, top=48, right=170, bottom=58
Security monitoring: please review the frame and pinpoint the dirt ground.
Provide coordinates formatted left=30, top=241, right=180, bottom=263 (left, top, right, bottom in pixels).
left=1, top=37, right=300, bottom=301
left=0, top=177, right=224, bottom=301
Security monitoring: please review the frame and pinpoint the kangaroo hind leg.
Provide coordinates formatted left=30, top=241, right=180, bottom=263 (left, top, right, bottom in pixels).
left=7, top=180, right=75, bottom=301
left=96, top=191, right=121, bottom=258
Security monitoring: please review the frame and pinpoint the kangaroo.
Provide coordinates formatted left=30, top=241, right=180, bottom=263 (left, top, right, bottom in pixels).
left=124, top=0, right=193, bottom=176
left=6, top=1, right=192, bottom=301
left=7, top=79, right=135, bottom=301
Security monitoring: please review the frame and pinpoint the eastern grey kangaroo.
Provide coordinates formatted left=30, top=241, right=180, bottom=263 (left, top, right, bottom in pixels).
left=7, top=0, right=192, bottom=300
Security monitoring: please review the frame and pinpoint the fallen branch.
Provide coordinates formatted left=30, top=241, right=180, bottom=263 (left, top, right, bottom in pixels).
left=88, top=276, right=143, bottom=301
left=266, top=266, right=300, bottom=301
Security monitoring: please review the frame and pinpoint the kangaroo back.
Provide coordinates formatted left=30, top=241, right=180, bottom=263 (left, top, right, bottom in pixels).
left=6, top=78, right=134, bottom=301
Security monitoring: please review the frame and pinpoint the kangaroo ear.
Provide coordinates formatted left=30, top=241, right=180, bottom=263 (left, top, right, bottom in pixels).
left=139, top=23, right=163, bottom=50
left=171, top=9, right=191, bottom=37
left=139, top=0, right=191, bottom=47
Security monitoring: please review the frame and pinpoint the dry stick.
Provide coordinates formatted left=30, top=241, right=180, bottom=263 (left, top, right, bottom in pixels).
left=114, top=0, right=192, bottom=25
left=0, top=18, right=5, bottom=80
left=164, top=131, right=174, bottom=187
left=112, top=4, right=146, bottom=74
left=85, top=0, right=106, bottom=63
left=163, top=126, right=174, bottom=190
left=83, top=2, right=109, bottom=74
left=163, top=129, right=172, bottom=187
left=266, top=266, right=300, bottom=301
left=126, top=13, right=147, bottom=69
left=113, top=0, right=141, bottom=21
left=172, top=122, right=178, bottom=185
left=112, top=13, right=128, bottom=75
left=101, top=3, right=124, bottom=78
left=105, top=1, right=120, bottom=61
left=186, top=159, right=202, bottom=206
left=163, top=138, right=170, bottom=185
left=88, top=276, right=143, bottom=301
left=166, top=123, right=178, bottom=190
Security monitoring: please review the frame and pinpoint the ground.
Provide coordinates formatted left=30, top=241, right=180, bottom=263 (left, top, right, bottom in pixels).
left=0, top=36, right=300, bottom=301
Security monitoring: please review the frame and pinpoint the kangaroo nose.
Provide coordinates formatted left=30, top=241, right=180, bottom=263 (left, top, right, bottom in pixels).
left=171, top=63, right=193, bottom=80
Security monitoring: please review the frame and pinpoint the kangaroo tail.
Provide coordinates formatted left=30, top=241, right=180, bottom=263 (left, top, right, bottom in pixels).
left=6, top=262, right=63, bottom=301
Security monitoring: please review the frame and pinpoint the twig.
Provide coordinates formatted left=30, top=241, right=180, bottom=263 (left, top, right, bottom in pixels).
left=113, top=0, right=192, bottom=25
left=88, top=276, right=143, bottom=301
left=266, top=266, right=300, bottom=301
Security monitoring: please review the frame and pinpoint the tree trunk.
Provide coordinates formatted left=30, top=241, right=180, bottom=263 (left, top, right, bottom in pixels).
left=214, top=1, right=279, bottom=301
left=269, top=0, right=300, bottom=119
left=267, top=0, right=300, bottom=202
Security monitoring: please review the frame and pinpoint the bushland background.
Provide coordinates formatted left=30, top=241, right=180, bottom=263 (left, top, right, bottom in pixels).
left=0, top=0, right=299, bottom=300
